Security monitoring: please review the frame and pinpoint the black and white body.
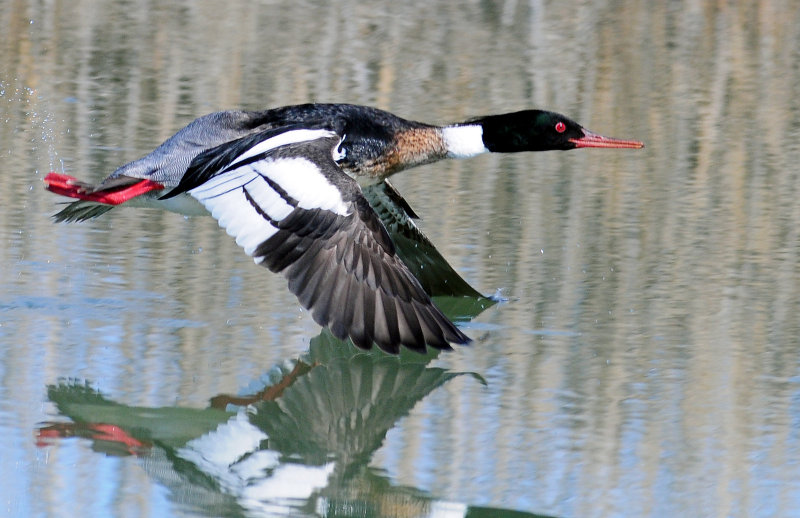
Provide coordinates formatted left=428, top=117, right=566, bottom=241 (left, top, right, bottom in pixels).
left=45, top=103, right=643, bottom=353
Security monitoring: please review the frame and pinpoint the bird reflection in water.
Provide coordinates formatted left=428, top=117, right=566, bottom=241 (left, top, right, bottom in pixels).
left=35, top=329, right=563, bottom=518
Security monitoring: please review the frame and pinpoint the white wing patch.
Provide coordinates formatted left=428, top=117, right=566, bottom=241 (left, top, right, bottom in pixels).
left=228, top=128, right=337, bottom=168
left=187, top=129, right=350, bottom=261
left=190, top=169, right=282, bottom=257
left=263, top=157, right=349, bottom=215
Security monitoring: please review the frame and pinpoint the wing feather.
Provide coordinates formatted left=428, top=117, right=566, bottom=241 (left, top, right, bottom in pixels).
left=184, top=128, right=469, bottom=352
left=362, top=180, right=486, bottom=299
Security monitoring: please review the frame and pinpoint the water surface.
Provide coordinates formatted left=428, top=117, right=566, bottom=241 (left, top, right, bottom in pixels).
left=2, top=1, right=800, bottom=517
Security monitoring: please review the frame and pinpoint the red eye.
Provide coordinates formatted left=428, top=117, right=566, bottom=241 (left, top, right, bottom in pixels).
left=555, top=121, right=566, bottom=133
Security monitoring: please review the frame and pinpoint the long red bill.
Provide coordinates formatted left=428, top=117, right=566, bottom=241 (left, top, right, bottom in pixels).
left=569, top=130, right=644, bottom=149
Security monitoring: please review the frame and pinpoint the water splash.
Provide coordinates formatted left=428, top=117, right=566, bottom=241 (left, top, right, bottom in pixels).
left=0, top=78, right=65, bottom=176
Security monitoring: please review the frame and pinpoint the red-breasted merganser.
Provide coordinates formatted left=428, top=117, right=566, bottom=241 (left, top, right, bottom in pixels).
left=44, top=103, right=644, bottom=353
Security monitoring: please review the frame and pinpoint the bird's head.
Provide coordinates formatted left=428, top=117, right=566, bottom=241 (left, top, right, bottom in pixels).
left=475, top=110, right=644, bottom=152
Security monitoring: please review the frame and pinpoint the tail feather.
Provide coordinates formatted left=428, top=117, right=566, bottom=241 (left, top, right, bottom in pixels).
left=52, top=201, right=115, bottom=223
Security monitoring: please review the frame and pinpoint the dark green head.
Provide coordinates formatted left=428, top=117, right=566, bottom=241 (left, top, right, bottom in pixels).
left=474, top=110, right=644, bottom=152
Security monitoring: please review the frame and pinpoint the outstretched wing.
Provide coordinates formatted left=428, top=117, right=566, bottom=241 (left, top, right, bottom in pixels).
left=363, top=180, right=487, bottom=299
left=170, top=127, right=470, bottom=353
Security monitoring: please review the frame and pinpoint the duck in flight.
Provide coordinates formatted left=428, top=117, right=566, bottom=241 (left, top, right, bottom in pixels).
left=44, top=103, right=644, bottom=353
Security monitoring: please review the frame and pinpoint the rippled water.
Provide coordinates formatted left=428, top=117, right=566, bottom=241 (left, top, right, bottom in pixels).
left=2, top=1, right=800, bottom=517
